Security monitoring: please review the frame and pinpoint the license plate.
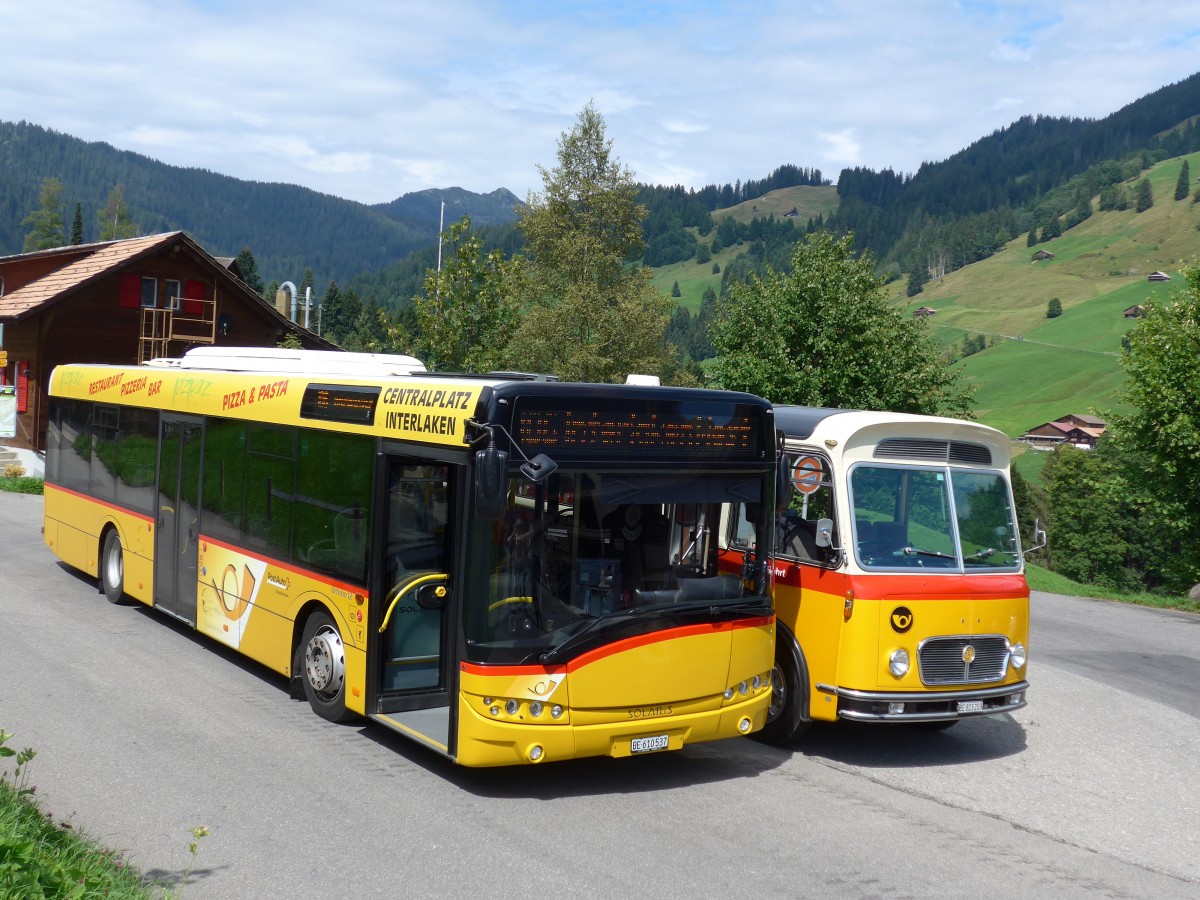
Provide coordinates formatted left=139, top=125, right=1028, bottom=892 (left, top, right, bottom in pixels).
left=631, top=734, right=669, bottom=754
left=957, top=699, right=985, bottom=714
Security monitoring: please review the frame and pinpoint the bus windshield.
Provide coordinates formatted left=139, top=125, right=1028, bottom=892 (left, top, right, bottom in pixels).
left=464, top=468, right=772, bottom=664
left=850, top=464, right=1020, bottom=572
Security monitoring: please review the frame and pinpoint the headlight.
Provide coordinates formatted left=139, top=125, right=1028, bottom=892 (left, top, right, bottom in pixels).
left=1010, top=642, right=1027, bottom=669
left=888, top=648, right=910, bottom=678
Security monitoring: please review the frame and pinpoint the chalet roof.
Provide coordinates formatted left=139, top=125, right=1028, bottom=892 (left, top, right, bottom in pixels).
left=1061, top=413, right=1106, bottom=427
left=0, top=231, right=336, bottom=348
left=1147, top=271, right=1171, bottom=281
left=0, top=233, right=179, bottom=320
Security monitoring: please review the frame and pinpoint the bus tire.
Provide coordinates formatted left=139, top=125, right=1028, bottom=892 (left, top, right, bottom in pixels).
left=298, top=611, right=356, bottom=723
left=100, top=529, right=128, bottom=605
left=754, top=627, right=810, bottom=746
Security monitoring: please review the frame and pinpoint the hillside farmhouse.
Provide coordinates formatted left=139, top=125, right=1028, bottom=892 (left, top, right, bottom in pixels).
left=1019, top=413, right=1107, bottom=451
left=1124, top=304, right=1147, bottom=318
left=0, top=231, right=333, bottom=457
left=913, top=306, right=937, bottom=318
left=1147, top=271, right=1171, bottom=282
left=1031, top=250, right=1055, bottom=261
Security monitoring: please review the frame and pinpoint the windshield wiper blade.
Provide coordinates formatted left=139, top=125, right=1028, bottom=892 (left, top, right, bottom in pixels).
left=533, top=608, right=645, bottom=664
left=902, top=545, right=955, bottom=560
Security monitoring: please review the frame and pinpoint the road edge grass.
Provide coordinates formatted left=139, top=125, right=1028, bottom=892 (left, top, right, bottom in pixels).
left=1025, top=562, right=1200, bottom=613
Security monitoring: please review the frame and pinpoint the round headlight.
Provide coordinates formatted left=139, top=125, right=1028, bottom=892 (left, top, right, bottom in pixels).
left=529, top=701, right=544, bottom=718
left=550, top=704, right=564, bottom=719
left=888, top=648, right=910, bottom=678
left=1010, top=641, right=1027, bottom=669
left=738, top=681, right=749, bottom=695
left=752, top=674, right=762, bottom=690
left=723, top=687, right=734, bottom=700
left=505, top=699, right=519, bottom=716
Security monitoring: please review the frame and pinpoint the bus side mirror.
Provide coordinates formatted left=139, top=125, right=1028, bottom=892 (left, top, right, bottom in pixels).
left=776, top=452, right=791, bottom=513
left=1023, top=518, right=1048, bottom=557
left=815, top=518, right=834, bottom=548
left=475, top=446, right=508, bottom=520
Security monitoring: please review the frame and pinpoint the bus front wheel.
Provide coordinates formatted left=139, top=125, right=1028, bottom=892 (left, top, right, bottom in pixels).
left=100, top=529, right=128, bottom=605
left=754, top=631, right=810, bottom=746
left=299, top=611, right=355, bottom=723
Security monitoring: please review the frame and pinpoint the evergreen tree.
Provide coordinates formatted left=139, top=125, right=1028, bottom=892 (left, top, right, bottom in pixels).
left=70, top=203, right=84, bottom=245
left=712, top=262, right=720, bottom=275
left=906, top=269, right=927, bottom=297
left=234, top=246, right=264, bottom=294
left=1047, top=297, right=1063, bottom=318
left=671, top=281, right=681, bottom=298
left=1135, top=177, right=1154, bottom=212
left=507, top=102, right=672, bottom=383
left=1175, top=160, right=1191, bottom=201
left=98, top=184, right=138, bottom=241
left=22, top=177, right=66, bottom=251
left=1026, top=229, right=1038, bottom=247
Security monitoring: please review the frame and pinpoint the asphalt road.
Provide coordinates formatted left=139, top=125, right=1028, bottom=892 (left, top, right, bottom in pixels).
left=3, top=491, right=1198, bottom=899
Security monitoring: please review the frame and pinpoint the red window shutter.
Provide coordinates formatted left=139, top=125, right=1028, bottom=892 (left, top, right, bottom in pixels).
left=119, top=274, right=141, bottom=308
left=183, top=280, right=205, bottom=314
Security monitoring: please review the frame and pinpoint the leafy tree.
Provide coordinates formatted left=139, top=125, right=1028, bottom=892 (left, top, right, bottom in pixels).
left=234, top=246, right=264, bottom=294
left=98, top=184, right=137, bottom=240
left=671, top=280, right=681, bottom=298
left=507, top=102, right=672, bottom=383
left=709, top=230, right=973, bottom=415
left=1175, top=159, right=1191, bottom=201
left=411, top=215, right=521, bottom=372
left=22, top=177, right=66, bottom=251
left=1047, top=297, right=1063, bottom=318
left=1107, top=263, right=1200, bottom=590
left=1135, top=177, right=1154, bottom=212
left=70, top=203, right=84, bottom=245
left=1042, top=444, right=1137, bottom=590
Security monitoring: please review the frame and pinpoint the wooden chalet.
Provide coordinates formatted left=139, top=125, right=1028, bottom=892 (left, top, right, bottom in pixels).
left=1031, top=250, right=1055, bottom=261
left=1019, top=413, right=1107, bottom=450
left=1124, top=304, right=1146, bottom=318
left=0, top=231, right=334, bottom=454
left=913, top=306, right=937, bottom=318
left=1147, top=271, right=1171, bottom=282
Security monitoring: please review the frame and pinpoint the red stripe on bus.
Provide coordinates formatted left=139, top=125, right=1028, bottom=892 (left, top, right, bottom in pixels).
left=459, top=614, right=775, bottom=677
left=44, top=484, right=155, bottom=523
left=772, top=559, right=1027, bottom=600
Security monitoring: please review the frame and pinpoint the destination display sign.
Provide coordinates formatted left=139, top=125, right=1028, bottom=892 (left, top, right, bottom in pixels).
left=299, top=384, right=381, bottom=425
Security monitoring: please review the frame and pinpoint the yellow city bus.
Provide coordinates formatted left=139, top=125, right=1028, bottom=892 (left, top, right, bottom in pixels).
left=43, top=347, right=779, bottom=766
left=724, top=406, right=1035, bottom=744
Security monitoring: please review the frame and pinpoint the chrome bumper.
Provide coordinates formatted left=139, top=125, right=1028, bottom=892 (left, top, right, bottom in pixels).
left=816, top=680, right=1029, bottom=723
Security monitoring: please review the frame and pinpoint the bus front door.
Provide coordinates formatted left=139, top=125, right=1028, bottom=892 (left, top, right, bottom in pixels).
left=154, top=415, right=204, bottom=624
left=371, top=457, right=458, bottom=752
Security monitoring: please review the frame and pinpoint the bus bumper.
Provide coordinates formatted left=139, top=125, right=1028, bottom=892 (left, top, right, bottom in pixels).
left=823, top=681, right=1029, bottom=723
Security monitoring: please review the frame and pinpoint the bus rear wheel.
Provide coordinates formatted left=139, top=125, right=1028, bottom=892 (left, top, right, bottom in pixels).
left=299, top=611, right=355, bottom=723
left=100, top=529, right=128, bottom=605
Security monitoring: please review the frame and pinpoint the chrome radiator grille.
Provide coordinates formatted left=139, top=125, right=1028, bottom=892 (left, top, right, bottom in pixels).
left=918, top=636, right=1009, bottom=685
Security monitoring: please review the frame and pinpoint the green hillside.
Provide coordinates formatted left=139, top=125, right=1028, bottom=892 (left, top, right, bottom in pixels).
left=900, top=150, right=1200, bottom=436
left=648, top=185, right=839, bottom=311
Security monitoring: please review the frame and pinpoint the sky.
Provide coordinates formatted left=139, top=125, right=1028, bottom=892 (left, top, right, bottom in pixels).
left=3, top=1, right=1199, bottom=206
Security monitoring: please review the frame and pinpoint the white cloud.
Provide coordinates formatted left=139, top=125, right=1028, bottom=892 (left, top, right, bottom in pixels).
left=0, top=0, right=1197, bottom=202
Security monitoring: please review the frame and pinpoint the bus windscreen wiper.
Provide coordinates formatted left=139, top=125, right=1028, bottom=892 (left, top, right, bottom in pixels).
left=532, top=608, right=645, bottom=665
